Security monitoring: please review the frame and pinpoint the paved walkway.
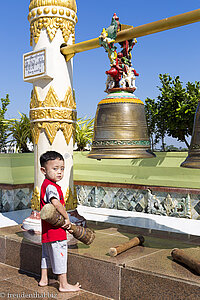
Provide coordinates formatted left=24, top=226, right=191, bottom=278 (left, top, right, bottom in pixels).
left=0, top=263, right=112, bottom=300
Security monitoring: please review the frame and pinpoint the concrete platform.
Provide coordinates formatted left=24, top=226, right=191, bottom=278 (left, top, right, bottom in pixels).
left=0, top=223, right=200, bottom=299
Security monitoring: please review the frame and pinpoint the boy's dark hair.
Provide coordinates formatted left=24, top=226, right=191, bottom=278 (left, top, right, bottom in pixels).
left=40, top=151, right=64, bottom=167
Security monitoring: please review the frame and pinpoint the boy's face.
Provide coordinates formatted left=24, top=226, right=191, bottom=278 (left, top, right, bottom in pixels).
left=41, top=158, right=64, bottom=183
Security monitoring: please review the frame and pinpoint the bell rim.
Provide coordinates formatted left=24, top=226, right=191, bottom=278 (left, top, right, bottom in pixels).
left=181, top=159, right=200, bottom=168
left=88, top=149, right=156, bottom=159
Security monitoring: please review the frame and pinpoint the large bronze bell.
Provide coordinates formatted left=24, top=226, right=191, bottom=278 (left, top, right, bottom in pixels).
left=88, top=90, right=155, bottom=159
left=181, top=101, right=200, bottom=168
left=88, top=14, right=155, bottom=159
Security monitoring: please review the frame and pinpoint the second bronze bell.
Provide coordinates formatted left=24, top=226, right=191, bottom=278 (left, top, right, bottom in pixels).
left=181, top=101, right=200, bottom=168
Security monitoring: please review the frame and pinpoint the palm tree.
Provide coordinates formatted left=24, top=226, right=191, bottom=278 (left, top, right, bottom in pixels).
left=75, top=116, right=94, bottom=151
left=7, top=113, right=33, bottom=153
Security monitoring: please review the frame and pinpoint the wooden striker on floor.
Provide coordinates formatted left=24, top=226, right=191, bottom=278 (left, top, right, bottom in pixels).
left=40, top=203, right=95, bottom=245
left=109, top=235, right=145, bottom=257
left=171, top=248, right=200, bottom=275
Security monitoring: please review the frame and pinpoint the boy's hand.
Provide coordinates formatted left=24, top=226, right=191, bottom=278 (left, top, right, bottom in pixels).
left=61, top=219, right=71, bottom=230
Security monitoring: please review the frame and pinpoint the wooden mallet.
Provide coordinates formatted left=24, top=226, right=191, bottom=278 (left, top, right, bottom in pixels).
left=40, top=203, right=95, bottom=245
left=109, top=235, right=145, bottom=257
left=171, top=248, right=200, bottom=275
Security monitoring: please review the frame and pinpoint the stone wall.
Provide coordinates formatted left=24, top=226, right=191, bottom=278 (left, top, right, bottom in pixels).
left=1, top=182, right=200, bottom=220
left=75, top=182, right=200, bottom=220
left=0, top=184, right=33, bottom=213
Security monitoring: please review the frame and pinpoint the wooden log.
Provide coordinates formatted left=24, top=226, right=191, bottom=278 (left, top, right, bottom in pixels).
left=70, top=223, right=95, bottom=245
left=40, top=203, right=95, bottom=245
left=109, top=235, right=145, bottom=257
left=40, top=203, right=65, bottom=227
left=171, top=248, right=200, bottom=274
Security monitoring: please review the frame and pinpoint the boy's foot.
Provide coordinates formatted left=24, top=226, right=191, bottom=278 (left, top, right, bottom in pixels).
left=38, top=280, right=48, bottom=287
left=59, top=282, right=81, bottom=292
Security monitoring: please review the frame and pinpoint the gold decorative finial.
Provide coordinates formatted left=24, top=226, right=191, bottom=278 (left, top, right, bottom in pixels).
left=29, top=0, right=77, bottom=13
left=28, top=0, right=77, bottom=46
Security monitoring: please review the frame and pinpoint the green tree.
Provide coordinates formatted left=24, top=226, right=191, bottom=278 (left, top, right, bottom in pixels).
left=145, top=95, right=168, bottom=151
left=158, top=74, right=200, bottom=148
left=0, top=94, right=10, bottom=151
left=165, top=145, right=180, bottom=152
left=145, top=74, right=200, bottom=150
left=145, top=98, right=158, bottom=151
left=75, top=116, right=94, bottom=151
left=155, top=75, right=173, bottom=151
left=7, top=113, right=33, bottom=153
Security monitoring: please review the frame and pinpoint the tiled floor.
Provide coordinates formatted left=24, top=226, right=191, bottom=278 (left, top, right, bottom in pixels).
left=0, top=263, right=112, bottom=300
left=69, top=222, right=200, bottom=283
left=0, top=222, right=200, bottom=299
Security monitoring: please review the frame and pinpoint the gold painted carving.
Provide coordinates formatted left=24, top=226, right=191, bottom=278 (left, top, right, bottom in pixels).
left=30, top=86, right=76, bottom=145
left=30, top=108, right=76, bottom=121
left=30, top=17, right=75, bottom=46
left=29, top=0, right=77, bottom=13
left=30, top=86, right=76, bottom=109
left=31, top=122, right=75, bottom=145
left=64, top=186, right=78, bottom=211
left=31, top=186, right=40, bottom=211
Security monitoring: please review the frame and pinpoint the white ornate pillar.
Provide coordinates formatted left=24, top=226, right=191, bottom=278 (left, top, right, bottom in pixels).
left=27, top=0, right=78, bottom=212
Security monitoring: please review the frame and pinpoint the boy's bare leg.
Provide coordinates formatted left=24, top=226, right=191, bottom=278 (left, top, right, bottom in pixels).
left=39, top=268, right=48, bottom=286
left=58, top=273, right=81, bottom=292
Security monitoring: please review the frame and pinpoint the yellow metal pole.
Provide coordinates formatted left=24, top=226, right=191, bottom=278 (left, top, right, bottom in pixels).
left=61, top=9, right=200, bottom=61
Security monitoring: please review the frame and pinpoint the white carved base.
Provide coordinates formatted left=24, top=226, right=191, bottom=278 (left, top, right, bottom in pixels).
left=22, top=210, right=41, bottom=233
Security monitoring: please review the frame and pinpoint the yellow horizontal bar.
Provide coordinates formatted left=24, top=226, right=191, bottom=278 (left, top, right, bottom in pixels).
left=61, top=9, right=200, bottom=61
left=98, top=98, right=144, bottom=105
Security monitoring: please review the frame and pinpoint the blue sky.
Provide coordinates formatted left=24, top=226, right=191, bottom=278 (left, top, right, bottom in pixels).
left=1, top=1, right=200, bottom=147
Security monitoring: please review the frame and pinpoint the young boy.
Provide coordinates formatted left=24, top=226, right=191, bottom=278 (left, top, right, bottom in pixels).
left=38, top=151, right=81, bottom=292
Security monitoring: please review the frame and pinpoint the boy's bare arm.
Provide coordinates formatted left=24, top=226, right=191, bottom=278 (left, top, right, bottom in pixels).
left=51, top=198, right=71, bottom=228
